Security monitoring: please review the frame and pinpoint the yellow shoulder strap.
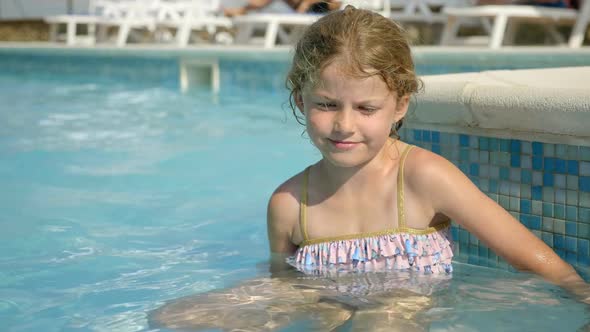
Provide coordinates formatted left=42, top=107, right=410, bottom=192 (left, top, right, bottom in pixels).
left=397, top=145, right=414, bottom=229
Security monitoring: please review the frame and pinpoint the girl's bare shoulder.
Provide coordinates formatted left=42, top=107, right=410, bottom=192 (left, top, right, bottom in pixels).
left=402, top=145, right=462, bottom=195
left=267, top=169, right=306, bottom=229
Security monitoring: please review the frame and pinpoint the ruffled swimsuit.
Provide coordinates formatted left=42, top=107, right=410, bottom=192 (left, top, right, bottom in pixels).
left=287, top=145, right=454, bottom=277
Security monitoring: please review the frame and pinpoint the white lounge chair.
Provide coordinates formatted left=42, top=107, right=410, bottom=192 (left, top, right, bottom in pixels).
left=44, top=0, right=161, bottom=47
left=440, top=1, right=590, bottom=48
left=343, top=0, right=471, bottom=23
left=156, top=0, right=233, bottom=46
left=44, top=0, right=127, bottom=45
left=232, top=13, right=321, bottom=48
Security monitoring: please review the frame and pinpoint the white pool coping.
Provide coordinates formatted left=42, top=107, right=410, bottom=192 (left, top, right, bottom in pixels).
left=412, top=66, right=590, bottom=146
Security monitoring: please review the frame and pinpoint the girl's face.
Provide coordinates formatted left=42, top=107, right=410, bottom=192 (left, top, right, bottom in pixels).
left=297, top=61, right=409, bottom=169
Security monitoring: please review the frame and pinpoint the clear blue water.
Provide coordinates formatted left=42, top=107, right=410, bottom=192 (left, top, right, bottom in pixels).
left=1, top=53, right=589, bottom=331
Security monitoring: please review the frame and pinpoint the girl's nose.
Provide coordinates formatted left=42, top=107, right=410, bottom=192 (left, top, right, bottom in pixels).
left=333, top=108, right=354, bottom=133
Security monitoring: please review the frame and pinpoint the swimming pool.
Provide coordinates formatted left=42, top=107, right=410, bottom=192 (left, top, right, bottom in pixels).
left=1, top=48, right=590, bottom=331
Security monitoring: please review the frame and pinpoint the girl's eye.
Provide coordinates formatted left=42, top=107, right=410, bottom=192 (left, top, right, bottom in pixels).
left=316, top=102, right=336, bottom=109
left=359, top=106, right=378, bottom=115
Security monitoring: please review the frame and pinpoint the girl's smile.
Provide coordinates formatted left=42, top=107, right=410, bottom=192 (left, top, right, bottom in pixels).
left=327, top=138, right=360, bottom=150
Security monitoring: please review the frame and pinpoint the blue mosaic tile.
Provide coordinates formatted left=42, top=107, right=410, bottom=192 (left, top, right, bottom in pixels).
left=432, top=144, right=441, bottom=154
left=521, top=184, right=531, bottom=199
left=566, top=236, right=577, bottom=252
left=568, top=160, right=579, bottom=175
left=543, top=202, right=553, bottom=217
left=489, top=179, right=498, bottom=193
left=555, top=174, right=566, bottom=189
left=581, top=177, right=590, bottom=192
left=554, top=219, right=565, bottom=234
left=522, top=141, right=532, bottom=155
left=489, top=138, right=499, bottom=151
left=510, top=140, right=521, bottom=153
left=431, top=131, right=440, bottom=143
left=499, top=182, right=510, bottom=196
left=500, top=139, right=510, bottom=152
left=542, top=217, right=553, bottom=232
left=555, top=189, right=566, bottom=204
left=490, top=166, right=500, bottom=179
left=556, top=144, right=569, bottom=159
left=543, top=172, right=554, bottom=186
left=459, top=228, right=470, bottom=244
left=520, top=214, right=530, bottom=227
left=578, top=239, right=589, bottom=256
left=567, top=190, right=578, bottom=206
left=567, top=175, right=579, bottom=190
left=510, top=154, right=520, bottom=167
left=521, top=169, right=532, bottom=184
left=532, top=156, right=543, bottom=170
left=579, top=224, right=590, bottom=238
left=500, top=167, right=510, bottom=180
left=520, top=199, right=532, bottom=214
left=478, top=246, right=489, bottom=257
left=554, top=234, right=565, bottom=249
left=413, top=129, right=421, bottom=141
left=554, top=204, right=565, bottom=219
left=566, top=252, right=577, bottom=265
left=510, top=183, right=520, bottom=197
left=422, top=130, right=432, bottom=142
left=566, top=205, right=578, bottom=221
left=470, top=150, right=479, bottom=163
left=459, top=134, right=469, bottom=147
left=470, top=136, right=478, bottom=149
left=542, top=232, right=554, bottom=246
left=530, top=215, right=541, bottom=230
left=509, top=197, right=519, bottom=210
left=460, top=148, right=469, bottom=161
left=544, top=144, right=555, bottom=157
left=566, top=221, right=577, bottom=236
left=543, top=187, right=555, bottom=203
left=532, top=172, right=543, bottom=186
left=555, top=160, right=566, bottom=175
left=479, top=137, right=489, bottom=150
left=532, top=141, right=543, bottom=155
left=532, top=186, right=542, bottom=200
left=544, top=157, right=555, bottom=172
left=479, top=151, right=489, bottom=163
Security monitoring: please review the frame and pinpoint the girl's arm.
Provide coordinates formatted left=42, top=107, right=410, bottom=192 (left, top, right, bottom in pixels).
left=267, top=181, right=299, bottom=275
left=410, top=149, right=585, bottom=289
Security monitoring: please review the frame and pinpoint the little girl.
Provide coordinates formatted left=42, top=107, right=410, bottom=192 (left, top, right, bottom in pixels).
left=152, top=6, right=588, bottom=331
left=269, top=5, right=582, bottom=285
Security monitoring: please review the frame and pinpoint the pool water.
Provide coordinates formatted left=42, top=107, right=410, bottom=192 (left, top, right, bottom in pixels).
left=0, top=53, right=589, bottom=331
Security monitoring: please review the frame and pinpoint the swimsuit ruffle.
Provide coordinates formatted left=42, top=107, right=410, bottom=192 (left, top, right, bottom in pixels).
left=288, top=229, right=454, bottom=275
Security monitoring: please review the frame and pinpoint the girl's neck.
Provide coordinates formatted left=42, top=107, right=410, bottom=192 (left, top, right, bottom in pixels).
left=316, top=139, right=403, bottom=192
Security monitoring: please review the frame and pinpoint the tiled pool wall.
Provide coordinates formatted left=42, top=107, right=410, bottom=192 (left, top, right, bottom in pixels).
left=398, top=128, right=590, bottom=269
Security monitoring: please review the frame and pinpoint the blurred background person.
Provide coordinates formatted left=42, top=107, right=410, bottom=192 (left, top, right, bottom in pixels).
left=223, top=0, right=341, bottom=17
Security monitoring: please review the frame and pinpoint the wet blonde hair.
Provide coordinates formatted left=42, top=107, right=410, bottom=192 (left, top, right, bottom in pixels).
left=286, top=6, right=422, bottom=135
